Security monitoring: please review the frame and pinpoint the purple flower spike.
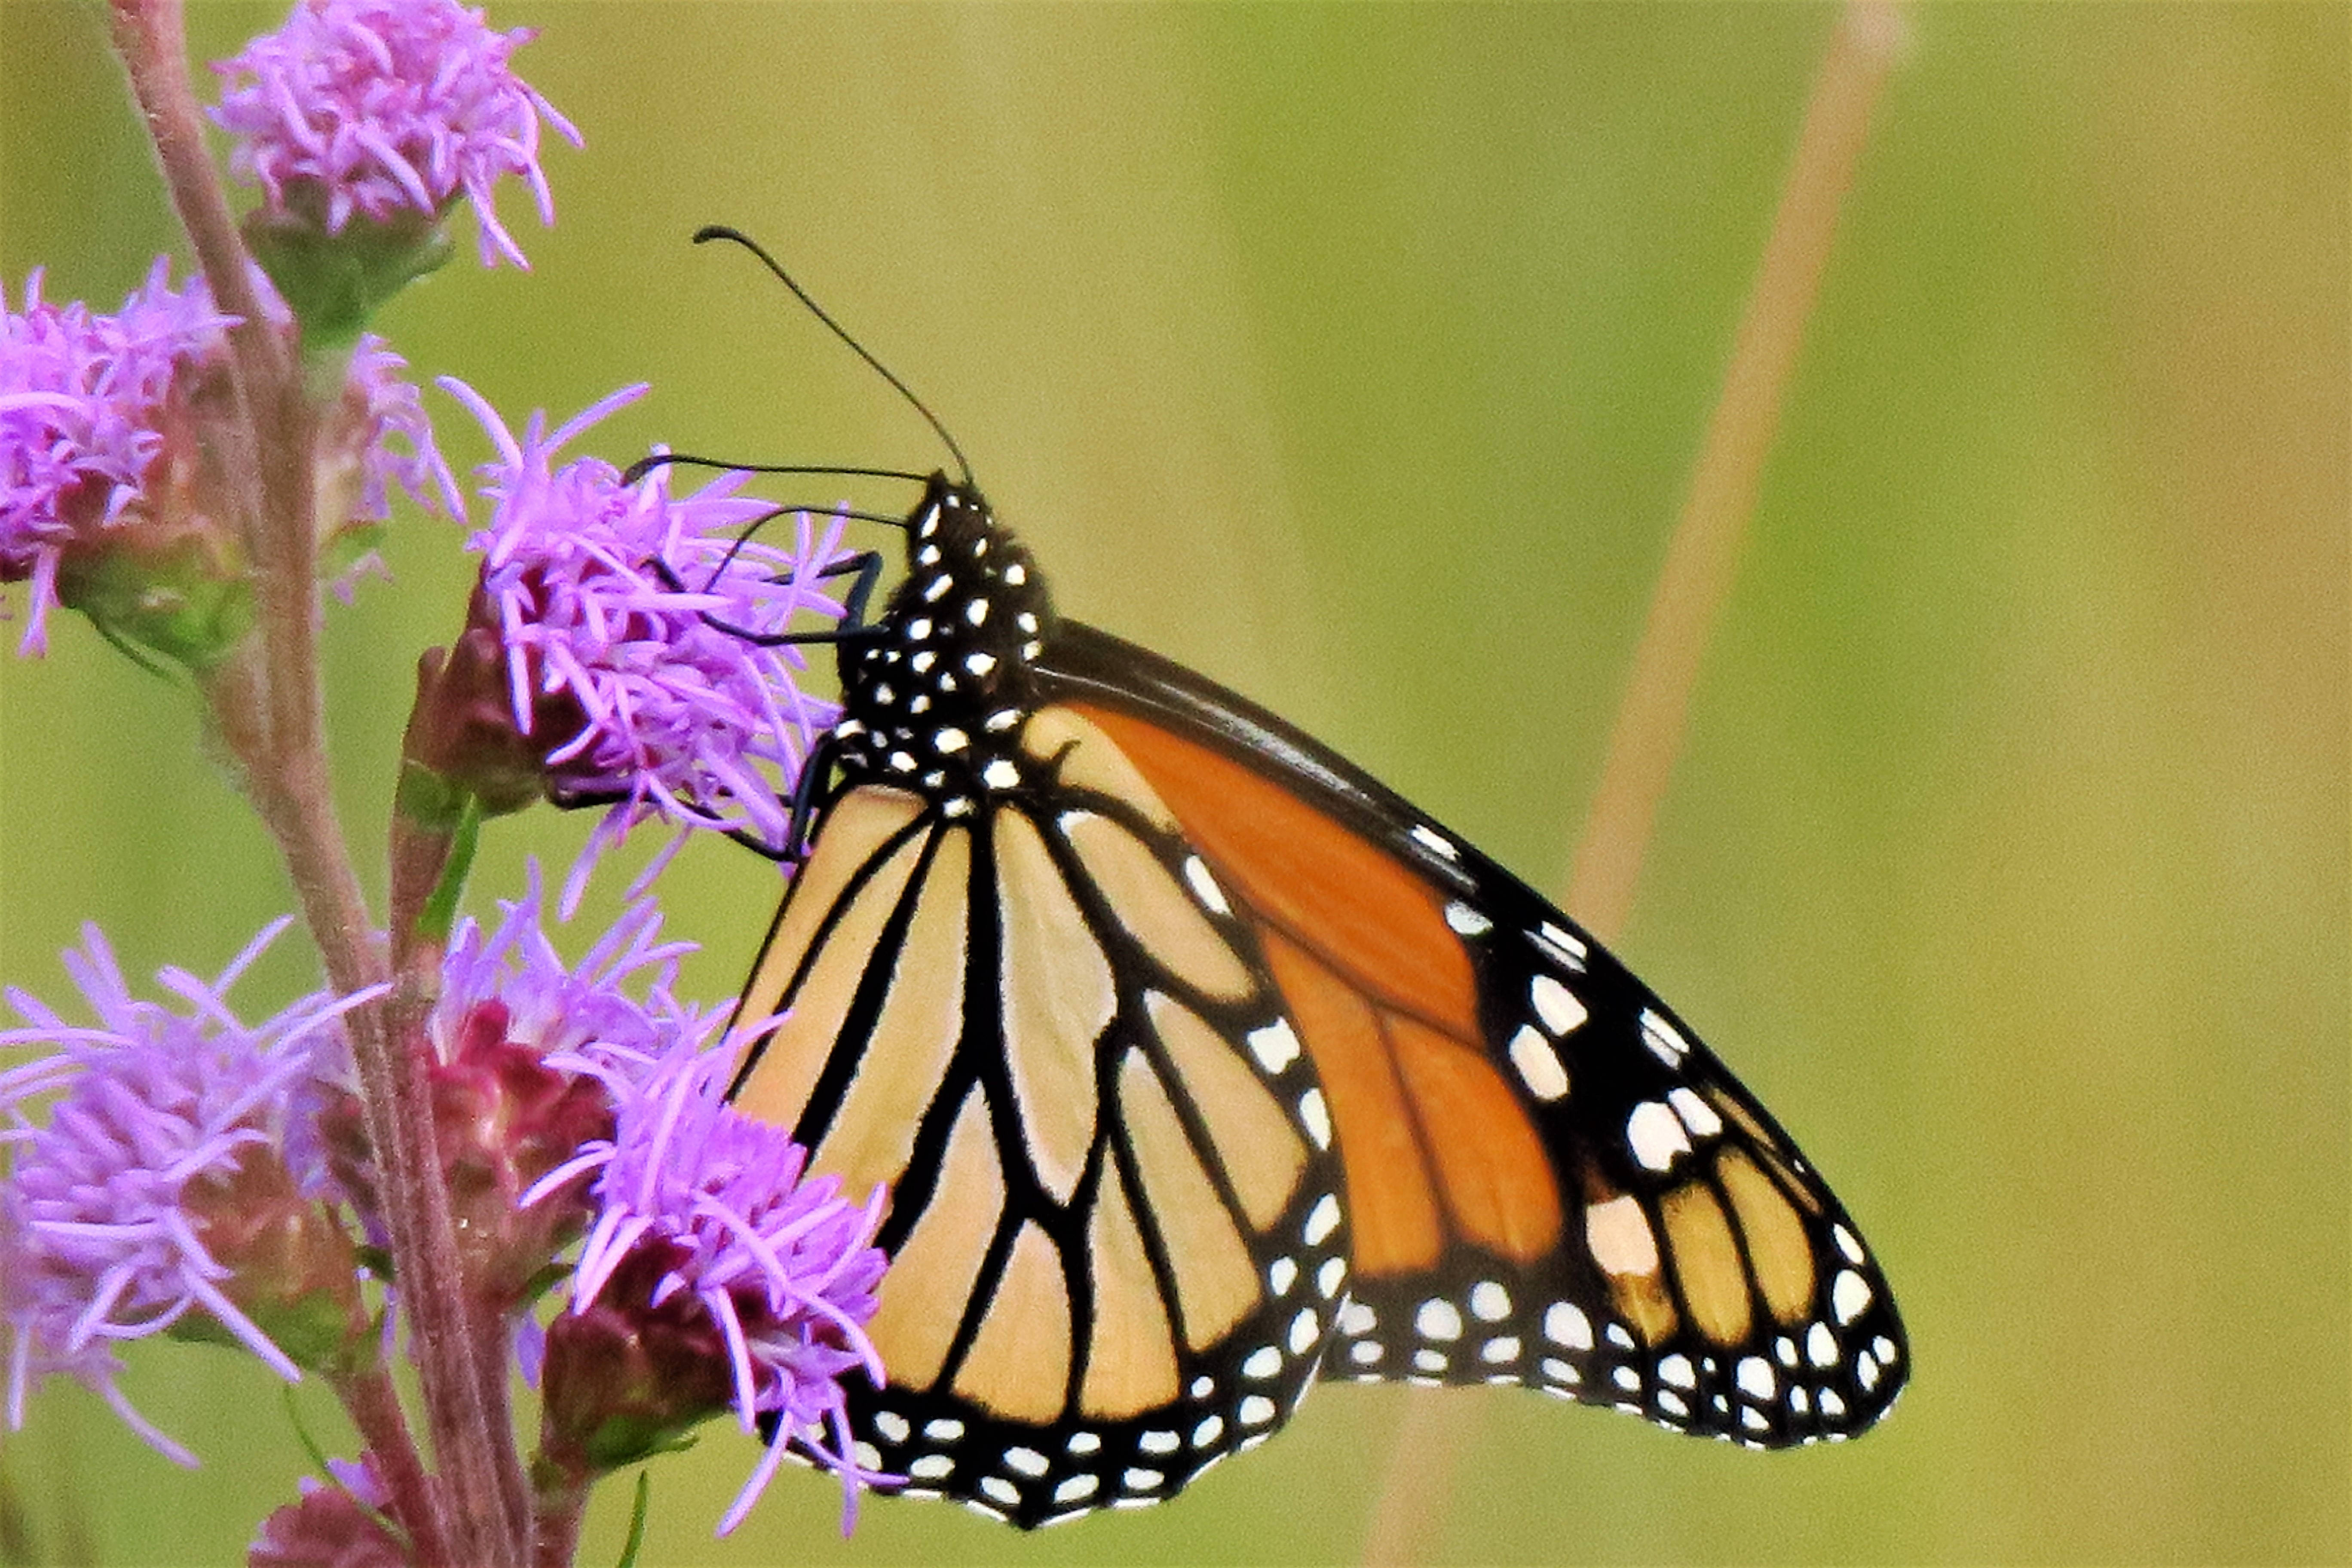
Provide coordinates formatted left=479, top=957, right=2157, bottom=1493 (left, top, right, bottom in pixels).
left=434, top=868, right=708, bottom=1073
left=212, top=0, right=580, bottom=269
left=0, top=261, right=236, bottom=654
left=439, top=378, right=857, bottom=879
left=530, top=1044, right=890, bottom=1535
left=0, top=921, right=381, bottom=1463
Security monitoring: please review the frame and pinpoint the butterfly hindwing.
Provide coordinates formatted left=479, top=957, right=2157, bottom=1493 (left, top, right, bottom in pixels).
left=731, top=739, right=1351, bottom=1526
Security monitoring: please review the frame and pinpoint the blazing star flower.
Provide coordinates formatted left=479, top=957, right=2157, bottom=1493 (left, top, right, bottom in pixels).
left=313, top=875, right=699, bottom=1309
left=211, top=0, right=580, bottom=270
left=434, top=379, right=856, bottom=893
left=248, top=1455, right=404, bottom=1568
left=0, top=260, right=235, bottom=654
left=527, top=1044, right=889, bottom=1534
left=0, top=920, right=381, bottom=1463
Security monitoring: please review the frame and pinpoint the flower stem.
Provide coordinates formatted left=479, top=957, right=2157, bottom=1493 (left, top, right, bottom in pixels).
left=336, top=1366, right=449, bottom=1566
left=106, top=5, right=524, bottom=1562
left=1357, top=6, right=1908, bottom=1565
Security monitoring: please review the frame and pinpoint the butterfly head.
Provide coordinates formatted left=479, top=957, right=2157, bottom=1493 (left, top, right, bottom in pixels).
left=831, top=476, right=1057, bottom=805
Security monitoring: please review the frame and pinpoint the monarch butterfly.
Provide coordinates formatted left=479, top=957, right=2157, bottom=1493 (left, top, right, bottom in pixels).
left=723, top=467, right=1908, bottom=1528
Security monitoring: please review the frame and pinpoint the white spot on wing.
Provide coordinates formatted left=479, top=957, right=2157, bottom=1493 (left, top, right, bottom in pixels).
left=1182, top=858, right=1231, bottom=916
left=1639, top=1008, right=1691, bottom=1064
left=1544, top=1302, right=1594, bottom=1351
left=1410, top=824, right=1459, bottom=859
left=1304, top=1193, right=1341, bottom=1245
left=1509, top=1026, right=1570, bottom=1101
left=1415, top=1299, right=1463, bottom=1341
left=1833, top=1270, right=1871, bottom=1325
left=1470, top=1281, right=1511, bottom=1321
left=1298, top=1088, right=1332, bottom=1148
left=1668, top=1086, right=1723, bottom=1137
left=1445, top=901, right=1493, bottom=935
left=1627, top=1100, right=1693, bottom=1171
left=1586, top=1195, right=1660, bottom=1275
left=1531, top=974, right=1588, bottom=1035
left=1248, top=1020, right=1301, bottom=1074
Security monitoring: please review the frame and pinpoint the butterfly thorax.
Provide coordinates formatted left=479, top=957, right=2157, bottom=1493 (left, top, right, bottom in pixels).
left=831, top=477, right=1057, bottom=810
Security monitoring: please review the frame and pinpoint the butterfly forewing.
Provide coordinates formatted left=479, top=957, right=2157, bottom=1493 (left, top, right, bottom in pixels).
left=1044, top=630, right=1908, bottom=1447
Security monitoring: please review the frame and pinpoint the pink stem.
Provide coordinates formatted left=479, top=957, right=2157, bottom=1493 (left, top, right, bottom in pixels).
left=105, top=4, right=525, bottom=1562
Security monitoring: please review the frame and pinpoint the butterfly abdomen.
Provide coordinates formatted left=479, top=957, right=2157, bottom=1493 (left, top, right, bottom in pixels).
left=833, top=480, right=1056, bottom=807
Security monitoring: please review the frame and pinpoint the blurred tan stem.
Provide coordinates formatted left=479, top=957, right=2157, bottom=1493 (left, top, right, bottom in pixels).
left=106, top=3, right=527, bottom=1562
left=1357, top=6, right=1906, bottom=1563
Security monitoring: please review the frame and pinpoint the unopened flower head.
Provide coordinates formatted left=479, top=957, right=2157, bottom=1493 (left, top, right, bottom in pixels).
left=249, top=1455, right=404, bottom=1568
left=211, top=0, right=581, bottom=269
left=0, top=920, right=379, bottom=1463
left=0, top=261, right=235, bottom=655
left=434, top=379, right=855, bottom=880
left=528, top=1044, right=889, bottom=1534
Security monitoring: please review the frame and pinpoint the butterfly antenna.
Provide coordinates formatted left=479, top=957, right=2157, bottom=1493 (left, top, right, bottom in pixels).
left=694, top=225, right=975, bottom=488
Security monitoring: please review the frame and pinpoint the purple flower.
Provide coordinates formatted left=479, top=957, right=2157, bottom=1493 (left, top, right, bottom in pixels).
left=249, top=1455, right=404, bottom=1568
left=0, top=260, right=235, bottom=654
left=211, top=0, right=580, bottom=269
left=528, top=1044, right=889, bottom=1534
left=438, top=379, right=856, bottom=889
left=0, top=920, right=380, bottom=1463
left=431, top=870, right=706, bottom=1074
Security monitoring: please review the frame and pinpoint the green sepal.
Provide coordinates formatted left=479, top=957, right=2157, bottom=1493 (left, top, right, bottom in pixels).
left=167, top=1283, right=355, bottom=1374
left=244, top=202, right=453, bottom=357
left=58, top=536, right=254, bottom=674
left=615, top=1472, right=652, bottom=1568
left=415, top=792, right=483, bottom=946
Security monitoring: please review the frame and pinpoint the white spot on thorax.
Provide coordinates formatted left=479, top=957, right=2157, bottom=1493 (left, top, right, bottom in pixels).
left=966, top=598, right=989, bottom=625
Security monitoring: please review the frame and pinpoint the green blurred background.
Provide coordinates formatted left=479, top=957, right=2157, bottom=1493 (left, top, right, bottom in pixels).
left=2, top=3, right=2343, bottom=1563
